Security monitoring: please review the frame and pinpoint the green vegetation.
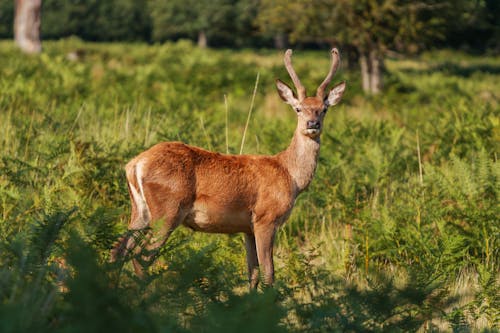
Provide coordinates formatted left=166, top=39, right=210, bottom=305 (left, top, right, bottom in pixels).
left=0, top=39, right=499, bottom=331
left=1, top=0, right=499, bottom=51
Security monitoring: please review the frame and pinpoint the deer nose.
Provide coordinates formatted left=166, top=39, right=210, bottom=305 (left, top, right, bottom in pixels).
left=307, top=120, right=321, bottom=129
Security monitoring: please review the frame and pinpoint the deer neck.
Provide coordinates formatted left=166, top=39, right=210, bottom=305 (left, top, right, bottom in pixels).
left=277, top=128, right=321, bottom=194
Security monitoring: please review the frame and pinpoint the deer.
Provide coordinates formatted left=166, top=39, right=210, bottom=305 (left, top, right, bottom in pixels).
left=111, top=48, right=346, bottom=289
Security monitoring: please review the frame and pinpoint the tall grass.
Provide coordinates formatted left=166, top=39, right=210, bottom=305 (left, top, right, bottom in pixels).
left=0, top=39, right=498, bottom=331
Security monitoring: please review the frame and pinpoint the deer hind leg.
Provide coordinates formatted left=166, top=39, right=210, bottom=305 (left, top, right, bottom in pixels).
left=245, top=233, right=260, bottom=290
left=130, top=170, right=190, bottom=276
left=131, top=209, right=184, bottom=277
left=112, top=160, right=191, bottom=277
left=110, top=162, right=152, bottom=263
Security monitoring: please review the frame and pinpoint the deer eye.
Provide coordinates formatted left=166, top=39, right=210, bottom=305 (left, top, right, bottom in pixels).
left=294, top=107, right=302, bottom=113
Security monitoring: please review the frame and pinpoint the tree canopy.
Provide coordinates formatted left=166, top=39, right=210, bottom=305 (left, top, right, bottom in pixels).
left=259, top=0, right=461, bottom=93
left=2, top=0, right=498, bottom=92
left=1, top=0, right=497, bottom=51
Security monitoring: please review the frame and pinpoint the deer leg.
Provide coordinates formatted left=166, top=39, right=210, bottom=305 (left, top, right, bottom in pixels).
left=131, top=199, right=187, bottom=277
left=131, top=221, right=181, bottom=277
left=131, top=224, right=178, bottom=277
left=254, top=225, right=276, bottom=286
left=245, top=233, right=259, bottom=290
left=110, top=182, right=145, bottom=263
left=130, top=229, right=153, bottom=278
left=110, top=228, right=147, bottom=263
left=110, top=228, right=152, bottom=278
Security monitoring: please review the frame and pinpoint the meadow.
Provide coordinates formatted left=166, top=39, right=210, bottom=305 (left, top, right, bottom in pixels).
left=0, top=39, right=498, bottom=332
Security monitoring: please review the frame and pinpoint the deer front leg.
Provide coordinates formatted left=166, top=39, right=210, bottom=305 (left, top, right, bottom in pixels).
left=254, top=224, right=277, bottom=286
left=245, top=233, right=259, bottom=290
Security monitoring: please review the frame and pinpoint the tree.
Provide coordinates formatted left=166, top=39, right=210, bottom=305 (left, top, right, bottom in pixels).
left=14, top=0, right=42, bottom=53
left=149, top=0, right=236, bottom=48
left=259, top=0, right=455, bottom=94
left=41, top=0, right=150, bottom=41
left=231, top=0, right=261, bottom=48
left=441, top=0, right=500, bottom=52
left=255, top=0, right=302, bottom=49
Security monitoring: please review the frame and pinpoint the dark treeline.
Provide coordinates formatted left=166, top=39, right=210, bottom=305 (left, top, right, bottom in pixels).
left=0, top=0, right=499, bottom=52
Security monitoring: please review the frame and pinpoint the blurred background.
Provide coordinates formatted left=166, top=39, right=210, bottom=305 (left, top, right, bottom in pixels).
left=3, top=0, right=500, bottom=49
left=3, top=0, right=500, bottom=94
left=0, top=0, right=500, bottom=94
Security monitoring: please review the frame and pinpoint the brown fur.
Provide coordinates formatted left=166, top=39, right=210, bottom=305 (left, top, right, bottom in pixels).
left=111, top=49, right=346, bottom=288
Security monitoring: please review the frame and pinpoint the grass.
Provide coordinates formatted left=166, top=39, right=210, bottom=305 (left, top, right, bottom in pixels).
left=0, top=38, right=498, bottom=332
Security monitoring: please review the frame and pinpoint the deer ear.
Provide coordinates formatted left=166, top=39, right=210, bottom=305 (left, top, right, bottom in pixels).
left=325, top=81, right=346, bottom=107
left=276, top=79, right=301, bottom=109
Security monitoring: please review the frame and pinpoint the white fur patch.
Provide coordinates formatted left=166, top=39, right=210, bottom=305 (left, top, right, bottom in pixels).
left=129, top=160, right=150, bottom=228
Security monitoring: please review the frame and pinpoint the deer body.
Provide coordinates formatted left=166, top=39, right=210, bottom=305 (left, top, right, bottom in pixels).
left=112, top=49, right=346, bottom=288
left=126, top=141, right=298, bottom=234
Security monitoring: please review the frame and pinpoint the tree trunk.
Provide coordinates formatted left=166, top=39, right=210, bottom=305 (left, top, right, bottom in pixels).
left=360, top=54, right=371, bottom=93
left=369, top=50, right=383, bottom=94
left=273, top=32, right=287, bottom=49
left=197, top=30, right=207, bottom=48
left=359, top=49, right=384, bottom=94
left=14, top=0, right=42, bottom=54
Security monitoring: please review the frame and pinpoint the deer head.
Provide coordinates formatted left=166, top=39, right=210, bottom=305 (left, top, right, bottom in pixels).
left=276, top=48, right=346, bottom=139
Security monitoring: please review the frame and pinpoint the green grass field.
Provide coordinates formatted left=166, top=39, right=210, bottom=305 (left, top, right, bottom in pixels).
left=0, top=39, right=498, bottom=332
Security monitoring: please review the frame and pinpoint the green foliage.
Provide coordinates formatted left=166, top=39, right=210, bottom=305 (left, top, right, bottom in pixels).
left=149, top=0, right=253, bottom=47
left=258, top=0, right=435, bottom=51
left=0, top=40, right=499, bottom=331
left=2, top=0, right=498, bottom=51
left=41, top=0, right=151, bottom=41
left=0, top=0, right=14, bottom=38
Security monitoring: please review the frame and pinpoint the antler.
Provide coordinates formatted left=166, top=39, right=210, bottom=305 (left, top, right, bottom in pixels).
left=316, top=48, right=340, bottom=100
left=284, top=49, right=306, bottom=101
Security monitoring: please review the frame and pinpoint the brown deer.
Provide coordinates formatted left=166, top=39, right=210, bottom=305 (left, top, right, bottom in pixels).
left=111, top=49, right=346, bottom=288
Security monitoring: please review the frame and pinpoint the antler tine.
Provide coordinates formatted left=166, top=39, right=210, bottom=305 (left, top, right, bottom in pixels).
left=284, top=49, right=306, bottom=101
left=316, top=48, right=341, bottom=100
